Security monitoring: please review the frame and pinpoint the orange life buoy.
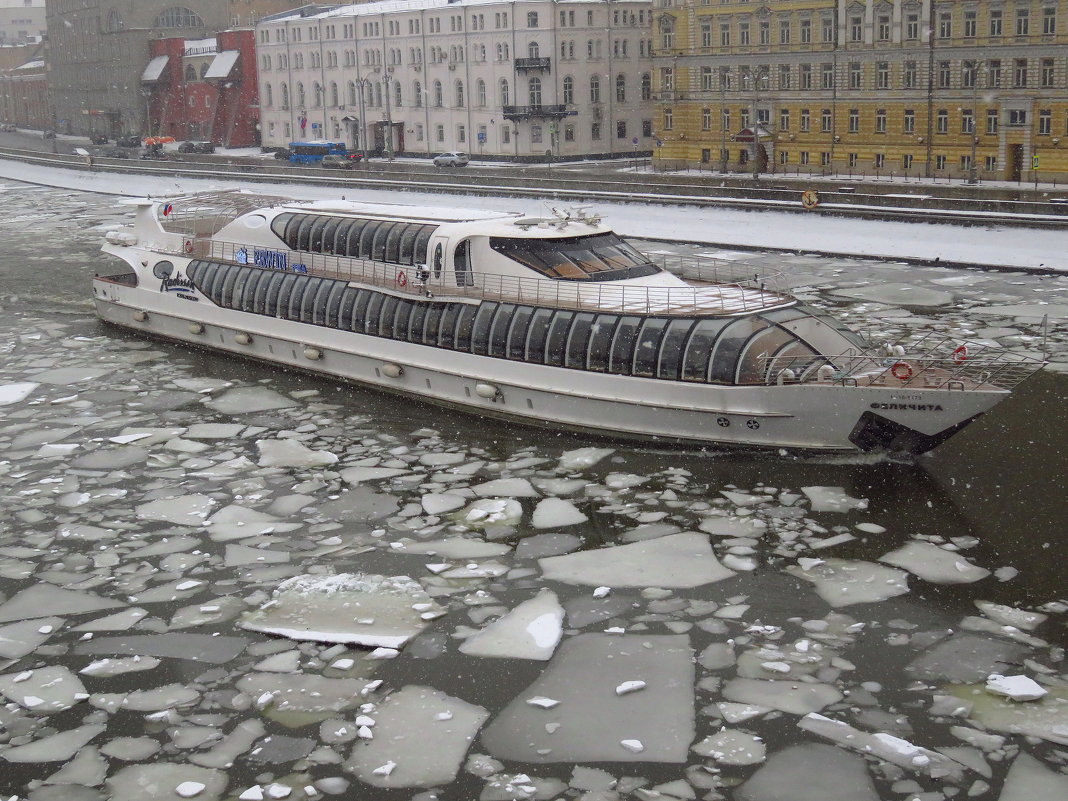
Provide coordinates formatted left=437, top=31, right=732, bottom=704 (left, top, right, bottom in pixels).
left=952, top=345, right=968, bottom=364
left=890, top=361, right=914, bottom=381
left=396, top=270, right=407, bottom=287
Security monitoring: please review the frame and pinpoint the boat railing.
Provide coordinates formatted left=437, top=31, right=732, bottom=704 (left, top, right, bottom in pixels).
left=201, top=239, right=795, bottom=316
left=762, top=335, right=1045, bottom=391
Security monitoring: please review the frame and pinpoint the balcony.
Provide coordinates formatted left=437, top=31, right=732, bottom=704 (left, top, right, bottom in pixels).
left=502, top=104, right=572, bottom=121
left=514, top=57, right=551, bottom=72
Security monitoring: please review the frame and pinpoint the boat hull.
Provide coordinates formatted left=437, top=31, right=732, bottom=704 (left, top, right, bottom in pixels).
left=93, top=277, right=1005, bottom=454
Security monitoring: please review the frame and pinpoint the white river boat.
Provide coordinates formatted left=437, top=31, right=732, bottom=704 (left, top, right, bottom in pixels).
left=94, top=190, right=1043, bottom=454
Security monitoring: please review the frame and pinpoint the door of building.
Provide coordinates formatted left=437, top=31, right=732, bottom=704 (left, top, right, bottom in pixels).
left=1008, top=144, right=1023, bottom=181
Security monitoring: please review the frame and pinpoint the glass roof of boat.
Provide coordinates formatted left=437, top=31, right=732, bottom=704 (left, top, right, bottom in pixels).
left=155, top=190, right=292, bottom=236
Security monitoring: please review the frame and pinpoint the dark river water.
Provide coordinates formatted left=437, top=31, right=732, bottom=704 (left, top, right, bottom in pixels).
left=0, top=182, right=1065, bottom=801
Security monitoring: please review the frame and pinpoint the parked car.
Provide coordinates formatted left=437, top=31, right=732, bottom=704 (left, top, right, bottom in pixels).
left=433, top=151, right=469, bottom=167
left=89, top=133, right=108, bottom=145
left=41, top=129, right=56, bottom=140
left=320, top=154, right=358, bottom=170
left=0, top=123, right=16, bottom=132
left=273, top=148, right=291, bottom=160
left=191, top=141, right=215, bottom=154
left=115, top=135, right=141, bottom=148
left=104, top=148, right=130, bottom=159
left=177, top=141, right=196, bottom=153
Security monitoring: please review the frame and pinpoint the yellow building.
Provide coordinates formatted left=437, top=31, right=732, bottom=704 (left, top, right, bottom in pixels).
left=652, top=0, right=1068, bottom=181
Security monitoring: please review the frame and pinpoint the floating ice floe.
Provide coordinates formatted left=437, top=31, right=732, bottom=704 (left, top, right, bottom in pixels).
left=482, top=634, right=694, bottom=763
left=74, top=633, right=249, bottom=665
left=558, top=448, right=614, bottom=471
left=0, top=724, right=106, bottom=764
left=998, top=752, right=1068, bottom=801
left=799, top=713, right=962, bottom=779
left=692, top=729, right=766, bottom=765
left=256, top=438, right=338, bottom=468
left=204, top=386, right=298, bottom=414
left=205, top=504, right=301, bottom=542
left=985, top=674, right=1048, bottom=701
left=800, top=487, right=868, bottom=513
left=239, top=573, right=445, bottom=648
left=105, top=763, right=228, bottom=801
left=879, top=541, right=991, bottom=584
left=346, top=685, right=489, bottom=788
left=340, top=466, right=412, bottom=484
left=907, top=633, right=1031, bottom=684
left=472, top=478, right=540, bottom=497
left=539, top=532, right=735, bottom=589
left=456, top=498, right=523, bottom=528
left=722, top=678, right=842, bottom=715
left=420, top=493, right=468, bottom=515
left=734, top=744, right=878, bottom=801
left=531, top=498, right=588, bottom=529
left=975, top=600, right=1048, bottom=631
left=0, top=665, right=87, bottom=713
left=0, top=616, right=64, bottom=659
left=135, top=493, right=216, bottom=526
left=0, top=381, right=38, bottom=406
left=401, top=538, right=512, bottom=559
left=459, top=590, right=564, bottom=660
left=29, top=366, right=113, bottom=385
left=0, top=584, right=124, bottom=623
left=785, top=559, right=910, bottom=608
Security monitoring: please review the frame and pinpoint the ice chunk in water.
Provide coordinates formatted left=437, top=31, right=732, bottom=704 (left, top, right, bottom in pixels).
left=256, top=439, right=338, bottom=468
left=692, top=730, right=766, bottom=765
left=985, top=674, right=1048, bottom=701
left=0, top=724, right=105, bottom=763
left=722, top=679, right=842, bottom=715
left=420, top=493, right=467, bottom=516
left=907, top=633, right=1030, bottom=684
left=0, top=616, right=64, bottom=659
left=531, top=498, right=588, bottom=529
left=206, top=505, right=300, bottom=542
left=402, top=538, right=512, bottom=559
left=0, top=665, right=87, bottom=713
left=975, top=601, right=1047, bottom=632
left=735, top=744, right=878, bottom=801
left=459, top=590, right=564, bottom=660
left=205, top=387, right=297, bottom=414
left=800, top=487, right=868, bottom=513
left=880, top=542, right=991, bottom=584
left=340, top=466, right=412, bottom=484
left=225, top=544, right=291, bottom=567
left=483, top=634, right=694, bottom=763
left=457, top=498, right=523, bottom=528
left=345, top=685, right=489, bottom=788
left=0, top=381, right=38, bottom=406
left=136, top=494, right=216, bottom=526
left=998, top=752, right=1068, bottom=801
left=472, top=478, right=540, bottom=498
left=106, top=764, right=227, bottom=801
left=30, top=367, right=113, bottom=385
left=539, top=532, right=735, bottom=589
left=0, top=584, right=124, bottom=623
left=239, top=573, right=444, bottom=648
left=785, top=559, right=909, bottom=608
left=558, top=448, right=614, bottom=470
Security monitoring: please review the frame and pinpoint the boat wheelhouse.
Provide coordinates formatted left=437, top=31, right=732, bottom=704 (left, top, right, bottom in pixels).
left=94, top=191, right=1044, bottom=453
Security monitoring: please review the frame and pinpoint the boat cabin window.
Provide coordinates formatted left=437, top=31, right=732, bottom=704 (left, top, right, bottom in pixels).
left=433, top=243, right=443, bottom=279
left=454, top=239, right=474, bottom=286
left=271, top=213, right=438, bottom=267
left=489, top=233, right=659, bottom=281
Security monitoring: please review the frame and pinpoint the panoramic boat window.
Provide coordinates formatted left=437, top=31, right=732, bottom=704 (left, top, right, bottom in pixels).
left=423, top=303, right=445, bottom=345
left=489, top=233, right=659, bottom=281
left=378, top=295, right=399, bottom=338
left=682, top=319, right=732, bottom=382
left=507, top=306, right=536, bottom=360
left=708, top=317, right=772, bottom=384
left=565, top=312, right=597, bottom=368
left=439, top=303, right=462, bottom=348
left=524, top=307, right=555, bottom=363
left=319, top=218, right=341, bottom=254
left=487, top=303, right=517, bottom=356
left=324, top=282, right=346, bottom=326
left=544, top=310, right=574, bottom=366
left=364, top=292, right=385, bottom=334
left=657, top=318, right=699, bottom=380
left=586, top=314, right=620, bottom=372
left=454, top=304, right=478, bottom=350
left=735, top=325, right=800, bottom=384
left=241, top=270, right=264, bottom=313
left=632, top=317, right=669, bottom=377
left=608, top=315, right=642, bottom=375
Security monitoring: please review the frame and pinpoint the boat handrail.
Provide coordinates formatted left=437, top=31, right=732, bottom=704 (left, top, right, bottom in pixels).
left=763, top=335, right=1045, bottom=392
left=190, top=239, right=795, bottom=317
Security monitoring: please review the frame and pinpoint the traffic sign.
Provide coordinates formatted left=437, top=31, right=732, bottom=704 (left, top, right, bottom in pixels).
left=656, top=139, right=663, bottom=148
left=632, top=137, right=638, bottom=146
left=1032, top=156, right=1039, bottom=169
left=477, top=132, right=486, bottom=143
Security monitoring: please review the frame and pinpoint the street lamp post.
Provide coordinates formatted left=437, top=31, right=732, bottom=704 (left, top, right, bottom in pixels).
left=968, top=60, right=983, bottom=184
left=719, top=73, right=727, bottom=173
left=744, top=69, right=768, bottom=180
left=382, top=69, right=393, bottom=161
left=354, top=77, right=371, bottom=162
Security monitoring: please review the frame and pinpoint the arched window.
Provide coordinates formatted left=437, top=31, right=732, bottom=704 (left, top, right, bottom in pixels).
left=347, top=81, right=357, bottom=106
left=616, top=74, right=626, bottom=103
left=155, top=7, right=203, bottom=28
left=297, top=83, right=305, bottom=108
left=455, top=80, right=464, bottom=107
left=563, top=76, right=574, bottom=105
left=373, top=83, right=381, bottom=107
left=313, top=82, right=323, bottom=107
left=641, top=72, right=651, bottom=101
left=413, top=80, right=422, bottom=107
left=265, top=84, right=273, bottom=108
left=281, top=83, right=289, bottom=109
left=394, top=81, right=402, bottom=107
left=476, top=79, right=486, bottom=107
left=529, top=76, right=542, bottom=106
left=330, top=82, right=339, bottom=106
left=499, top=78, right=510, bottom=106
left=106, top=9, right=124, bottom=32
left=433, top=80, right=443, bottom=107
left=528, top=42, right=540, bottom=58
left=185, top=64, right=197, bottom=81
left=590, top=75, right=600, bottom=103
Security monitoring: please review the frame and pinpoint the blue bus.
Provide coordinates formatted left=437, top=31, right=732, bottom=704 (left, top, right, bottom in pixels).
left=287, top=141, right=347, bottom=164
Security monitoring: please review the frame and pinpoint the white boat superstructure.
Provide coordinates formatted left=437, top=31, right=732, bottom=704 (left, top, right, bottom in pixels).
left=94, top=190, right=1044, bottom=453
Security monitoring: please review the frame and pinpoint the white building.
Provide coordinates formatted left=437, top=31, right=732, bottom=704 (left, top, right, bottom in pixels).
left=0, top=0, right=44, bottom=45
left=255, top=0, right=653, bottom=161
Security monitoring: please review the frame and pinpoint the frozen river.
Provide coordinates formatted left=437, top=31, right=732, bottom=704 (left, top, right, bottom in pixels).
left=0, top=182, right=1066, bottom=801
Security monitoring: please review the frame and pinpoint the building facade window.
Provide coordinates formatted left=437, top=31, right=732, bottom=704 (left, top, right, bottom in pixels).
left=903, top=109, right=915, bottom=134
left=848, top=109, right=859, bottom=133
left=936, top=109, right=948, bottom=134
left=1039, top=109, right=1052, bottom=135
left=990, top=10, right=1003, bottom=36
left=875, top=109, right=887, bottom=133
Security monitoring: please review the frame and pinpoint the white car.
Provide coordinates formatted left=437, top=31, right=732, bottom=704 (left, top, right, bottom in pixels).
left=433, top=151, right=469, bottom=167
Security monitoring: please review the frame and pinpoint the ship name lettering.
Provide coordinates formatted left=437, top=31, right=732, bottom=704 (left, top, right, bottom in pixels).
left=253, top=249, right=288, bottom=270
left=870, top=402, right=944, bottom=412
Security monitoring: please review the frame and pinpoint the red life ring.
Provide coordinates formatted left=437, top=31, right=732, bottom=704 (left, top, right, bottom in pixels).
left=890, top=361, right=914, bottom=381
left=952, top=345, right=968, bottom=364
left=183, top=240, right=194, bottom=254
left=396, top=270, right=407, bottom=287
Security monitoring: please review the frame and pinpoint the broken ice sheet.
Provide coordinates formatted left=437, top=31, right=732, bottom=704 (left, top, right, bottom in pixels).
left=239, top=573, right=445, bottom=648
left=0, top=584, right=124, bottom=623
left=483, top=634, right=694, bottom=763
left=205, top=505, right=302, bottom=542
left=539, top=532, right=735, bottom=589
left=0, top=381, right=38, bottom=406
left=531, top=498, right=588, bottom=529
left=879, top=541, right=991, bottom=584
left=345, top=685, right=488, bottom=788
left=256, top=438, right=338, bottom=468
left=800, top=487, right=868, bottom=513
left=998, top=752, right=1068, bottom=799
left=135, top=493, right=216, bottom=526
left=785, top=558, right=909, bottom=608
left=106, top=764, right=228, bottom=801
left=459, top=589, right=564, bottom=660
left=204, top=386, right=297, bottom=414
left=0, top=724, right=106, bottom=764
left=0, top=665, right=87, bottom=713
left=735, top=744, right=878, bottom=801
left=0, top=616, right=64, bottom=659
